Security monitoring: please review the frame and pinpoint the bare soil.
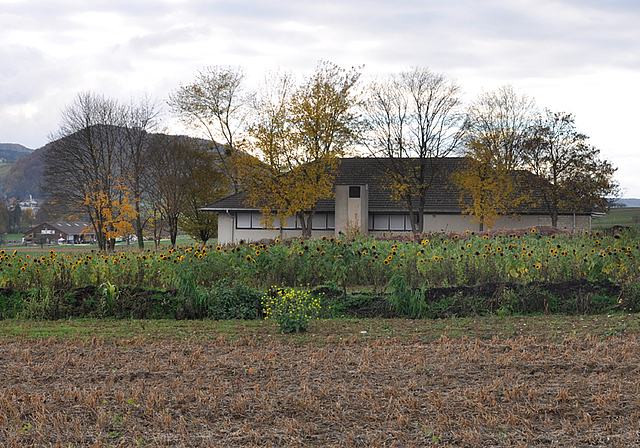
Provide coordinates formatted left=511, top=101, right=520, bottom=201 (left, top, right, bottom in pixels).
left=1, top=322, right=640, bottom=447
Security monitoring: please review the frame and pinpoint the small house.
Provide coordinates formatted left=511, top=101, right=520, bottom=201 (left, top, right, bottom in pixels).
left=23, top=222, right=95, bottom=245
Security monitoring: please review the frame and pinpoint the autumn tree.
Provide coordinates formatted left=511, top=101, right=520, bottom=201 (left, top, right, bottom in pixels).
left=365, top=67, right=464, bottom=233
left=523, top=110, right=620, bottom=227
left=241, top=62, right=362, bottom=236
left=456, top=86, right=537, bottom=229
left=168, top=66, right=249, bottom=193
left=452, top=140, right=517, bottom=230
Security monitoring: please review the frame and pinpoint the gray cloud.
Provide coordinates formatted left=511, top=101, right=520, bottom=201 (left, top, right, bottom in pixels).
left=1, top=0, right=639, bottom=194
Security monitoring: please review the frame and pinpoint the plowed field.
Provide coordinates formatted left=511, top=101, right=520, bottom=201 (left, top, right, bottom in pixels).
left=1, top=318, right=640, bottom=447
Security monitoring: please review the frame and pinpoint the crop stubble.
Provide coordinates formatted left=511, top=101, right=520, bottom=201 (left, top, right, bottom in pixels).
left=1, top=333, right=639, bottom=447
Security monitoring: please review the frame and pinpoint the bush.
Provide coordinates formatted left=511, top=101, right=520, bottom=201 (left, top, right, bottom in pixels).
left=262, top=287, right=322, bottom=333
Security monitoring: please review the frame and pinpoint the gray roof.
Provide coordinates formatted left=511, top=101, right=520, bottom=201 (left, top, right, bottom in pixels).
left=24, top=221, right=93, bottom=237
left=202, top=157, right=578, bottom=215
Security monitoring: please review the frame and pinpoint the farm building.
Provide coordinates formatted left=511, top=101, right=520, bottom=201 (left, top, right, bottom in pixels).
left=23, top=221, right=95, bottom=245
left=203, top=158, right=592, bottom=244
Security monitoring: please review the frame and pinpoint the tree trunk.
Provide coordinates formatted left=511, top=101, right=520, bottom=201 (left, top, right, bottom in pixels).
left=135, top=204, right=144, bottom=249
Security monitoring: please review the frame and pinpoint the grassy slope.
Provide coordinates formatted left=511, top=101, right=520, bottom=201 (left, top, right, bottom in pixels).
left=592, top=207, right=640, bottom=228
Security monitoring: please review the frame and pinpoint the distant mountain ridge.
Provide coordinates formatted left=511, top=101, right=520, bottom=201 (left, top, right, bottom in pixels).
left=618, top=198, right=640, bottom=208
left=0, top=143, right=34, bottom=163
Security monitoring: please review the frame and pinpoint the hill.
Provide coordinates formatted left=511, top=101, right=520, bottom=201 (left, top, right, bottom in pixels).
left=618, top=198, right=640, bottom=207
left=0, top=145, right=44, bottom=199
left=0, top=143, right=33, bottom=163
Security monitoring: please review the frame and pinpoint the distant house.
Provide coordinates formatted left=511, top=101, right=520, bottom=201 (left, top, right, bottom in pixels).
left=202, top=158, right=592, bottom=244
left=23, top=222, right=95, bottom=245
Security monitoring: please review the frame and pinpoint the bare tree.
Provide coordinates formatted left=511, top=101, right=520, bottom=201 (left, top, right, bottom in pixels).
left=365, top=67, right=464, bottom=233
left=43, top=92, right=131, bottom=251
left=524, top=110, right=620, bottom=227
left=168, top=67, right=250, bottom=193
left=120, top=95, right=162, bottom=248
left=462, top=85, right=537, bottom=170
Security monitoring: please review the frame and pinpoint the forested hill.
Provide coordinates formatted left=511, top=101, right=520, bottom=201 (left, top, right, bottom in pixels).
left=0, top=144, right=43, bottom=199
left=0, top=143, right=33, bottom=162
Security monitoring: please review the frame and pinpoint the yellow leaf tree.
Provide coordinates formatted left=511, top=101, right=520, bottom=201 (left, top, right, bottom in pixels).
left=452, top=139, right=517, bottom=231
left=241, top=62, right=362, bottom=236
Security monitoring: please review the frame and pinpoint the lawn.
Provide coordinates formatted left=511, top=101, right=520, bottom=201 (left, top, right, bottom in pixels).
left=1, top=316, right=639, bottom=447
left=592, top=207, right=640, bottom=228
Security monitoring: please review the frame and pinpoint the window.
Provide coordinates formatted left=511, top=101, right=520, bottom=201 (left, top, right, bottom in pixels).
left=369, top=214, right=417, bottom=231
left=373, top=214, right=389, bottom=231
left=311, top=213, right=336, bottom=230
left=312, top=214, right=327, bottom=230
left=236, top=212, right=334, bottom=230
left=349, top=186, right=361, bottom=198
left=389, top=215, right=405, bottom=231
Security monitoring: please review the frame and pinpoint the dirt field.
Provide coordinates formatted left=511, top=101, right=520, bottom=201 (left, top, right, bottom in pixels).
left=1, top=319, right=640, bottom=447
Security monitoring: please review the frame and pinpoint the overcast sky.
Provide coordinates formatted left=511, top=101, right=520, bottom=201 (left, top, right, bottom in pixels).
left=2, top=0, right=639, bottom=196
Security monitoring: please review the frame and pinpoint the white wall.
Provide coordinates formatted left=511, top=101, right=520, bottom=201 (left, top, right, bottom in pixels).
left=217, top=211, right=591, bottom=244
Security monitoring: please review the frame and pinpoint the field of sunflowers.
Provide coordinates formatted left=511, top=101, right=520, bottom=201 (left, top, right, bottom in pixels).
left=1, top=226, right=639, bottom=320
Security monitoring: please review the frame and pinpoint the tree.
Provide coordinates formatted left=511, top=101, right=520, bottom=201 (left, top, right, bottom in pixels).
left=43, top=92, right=134, bottom=251
left=147, top=135, right=224, bottom=247
left=241, top=62, right=362, bottom=237
left=146, top=134, right=192, bottom=247
left=456, top=86, right=537, bottom=228
left=0, top=198, right=9, bottom=246
left=168, top=66, right=249, bottom=193
left=120, top=95, right=161, bottom=248
left=463, top=85, right=537, bottom=170
left=523, top=110, right=620, bottom=226
left=365, top=67, right=464, bottom=233
left=452, top=140, right=518, bottom=231
left=179, top=147, right=228, bottom=245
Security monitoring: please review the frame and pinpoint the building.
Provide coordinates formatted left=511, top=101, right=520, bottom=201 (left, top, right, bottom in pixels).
left=203, top=158, right=592, bottom=244
left=23, top=222, right=95, bottom=245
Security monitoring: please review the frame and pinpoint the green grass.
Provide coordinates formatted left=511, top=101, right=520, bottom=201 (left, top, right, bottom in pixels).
left=592, top=207, right=640, bottom=228
left=0, top=163, right=12, bottom=178
left=2, top=233, right=202, bottom=253
left=1, top=314, right=638, bottom=344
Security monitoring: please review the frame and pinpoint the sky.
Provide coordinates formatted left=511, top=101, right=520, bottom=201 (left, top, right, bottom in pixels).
left=1, top=0, right=639, bottom=196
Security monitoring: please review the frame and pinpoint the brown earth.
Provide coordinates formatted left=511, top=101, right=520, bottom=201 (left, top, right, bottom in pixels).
left=1, top=329, right=640, bottom=447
